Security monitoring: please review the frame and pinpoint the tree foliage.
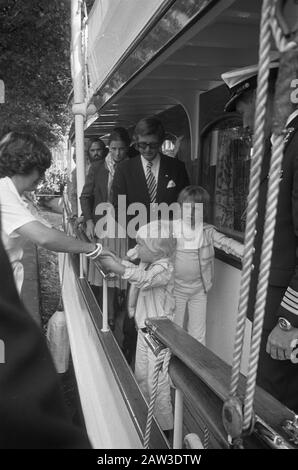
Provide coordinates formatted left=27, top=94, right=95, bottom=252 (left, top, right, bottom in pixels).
left=0, top=0, right=73, bottom=146
left=85, top=0, right=96, bottom=13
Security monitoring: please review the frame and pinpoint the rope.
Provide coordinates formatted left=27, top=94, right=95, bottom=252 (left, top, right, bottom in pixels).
left=143, top=348, right=171, bottom=449
left=270, top=6, right=297, bottom=53
left=229, top=0, right=273, bottom=398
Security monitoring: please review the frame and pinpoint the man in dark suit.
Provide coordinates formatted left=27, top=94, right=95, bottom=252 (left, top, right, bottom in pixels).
left=0, top=215, right=91, bottom=448
left=112, top=116, right=190, bottom=247
left=222, top=57, right=298, bottom=413
left=112, top=116, right=189, bottom=364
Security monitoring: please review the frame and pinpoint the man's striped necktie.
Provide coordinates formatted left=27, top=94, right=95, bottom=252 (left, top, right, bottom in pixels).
left=146, top=161, right=157, bottom=203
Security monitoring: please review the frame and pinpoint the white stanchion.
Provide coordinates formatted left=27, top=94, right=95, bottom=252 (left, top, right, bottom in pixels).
left=173, top=388, right=184, bottom=449
left=101, top=277, right=109, bottom=332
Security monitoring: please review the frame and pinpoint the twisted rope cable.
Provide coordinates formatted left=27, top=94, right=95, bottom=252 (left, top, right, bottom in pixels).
left=143, top=348, right=171, bottom=449
left=162, top=348, right=171, bottom=375
left=229, top=0, right=272, bottom=398
left=203, top=426, right=210, bottom=450
left=243, top=135, right=285, bottom=430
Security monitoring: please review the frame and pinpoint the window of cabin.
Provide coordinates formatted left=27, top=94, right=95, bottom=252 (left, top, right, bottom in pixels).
left=200, top=115, right=252, bottom=242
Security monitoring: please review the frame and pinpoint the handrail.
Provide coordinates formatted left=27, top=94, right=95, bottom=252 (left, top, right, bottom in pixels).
left=145, top=318, right=298, bottom=449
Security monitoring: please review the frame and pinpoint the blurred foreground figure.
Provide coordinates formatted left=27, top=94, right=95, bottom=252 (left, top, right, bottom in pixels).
left=0, top=132, right=107, bottom=293
left=0, top=225, right=91, bottom=449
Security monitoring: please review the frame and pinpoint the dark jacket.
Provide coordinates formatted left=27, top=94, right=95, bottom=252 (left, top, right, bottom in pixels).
left=80, top=160, right=109, bottom=223
left=112, top=154, right=189, bottom=244
left=0, top=231, right=91, bottom=449
left=248, top=115, right=298, bottom=329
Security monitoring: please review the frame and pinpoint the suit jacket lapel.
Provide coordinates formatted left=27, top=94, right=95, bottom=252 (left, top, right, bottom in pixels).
left=157, top=155, right=169, bottom=202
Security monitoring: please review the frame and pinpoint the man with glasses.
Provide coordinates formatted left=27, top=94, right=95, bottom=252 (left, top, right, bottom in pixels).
left=112, top=116, right=189, bottom=365
left=112, top=116, right=189, bottom=247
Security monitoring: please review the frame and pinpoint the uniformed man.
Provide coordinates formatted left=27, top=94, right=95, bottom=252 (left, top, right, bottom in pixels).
left=222, top=56, right=298, bottom=413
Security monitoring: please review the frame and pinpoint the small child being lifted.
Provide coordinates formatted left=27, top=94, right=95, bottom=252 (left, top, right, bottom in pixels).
left=101, top=220, right=176, bottom=432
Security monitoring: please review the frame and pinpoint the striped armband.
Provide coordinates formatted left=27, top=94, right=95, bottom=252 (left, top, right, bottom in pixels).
left=280, top=287, right=298, bottom=316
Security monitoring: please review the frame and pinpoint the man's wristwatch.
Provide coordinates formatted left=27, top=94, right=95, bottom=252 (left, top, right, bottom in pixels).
left=278, top=317, right=293, bottom=331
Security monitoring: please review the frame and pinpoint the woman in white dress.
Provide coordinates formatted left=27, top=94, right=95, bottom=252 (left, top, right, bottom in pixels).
left=0, top=132, right=109, bottom=294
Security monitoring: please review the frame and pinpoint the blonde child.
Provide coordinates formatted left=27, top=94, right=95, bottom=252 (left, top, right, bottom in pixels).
left=100, top=220, right=176, bottom=432
left=172, top=185, right=244, bottom=344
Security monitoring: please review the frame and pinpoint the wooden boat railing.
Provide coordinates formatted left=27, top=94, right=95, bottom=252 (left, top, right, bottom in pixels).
left=146, top=318, right=298, bottom=449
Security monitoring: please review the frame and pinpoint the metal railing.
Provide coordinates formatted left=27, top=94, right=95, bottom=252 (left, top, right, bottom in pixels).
left=62, top=196, right=111, bottom=332
left=72, top=222, right=110, bottom=332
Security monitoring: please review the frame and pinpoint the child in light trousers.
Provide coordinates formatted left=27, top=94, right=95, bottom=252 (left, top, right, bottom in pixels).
left=173, top=186, right=244, bottom=344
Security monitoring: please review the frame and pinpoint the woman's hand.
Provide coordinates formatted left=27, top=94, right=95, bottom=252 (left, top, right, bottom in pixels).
left=99, top=248, right=121, bottom=262
left=73, top=216, right=84, bottom=230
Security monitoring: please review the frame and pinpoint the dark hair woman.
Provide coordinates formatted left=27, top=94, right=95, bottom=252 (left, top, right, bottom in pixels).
left=0, top=132, right=109, bottom=293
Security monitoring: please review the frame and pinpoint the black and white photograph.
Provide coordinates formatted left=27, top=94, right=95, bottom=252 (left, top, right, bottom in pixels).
left=1, top=0, right=298, bottom=454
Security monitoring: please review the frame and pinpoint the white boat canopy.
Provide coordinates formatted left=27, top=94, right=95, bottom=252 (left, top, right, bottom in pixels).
left=85, top=0, right=263, bottom=138
left=88, top=0, right=175, bottom=94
